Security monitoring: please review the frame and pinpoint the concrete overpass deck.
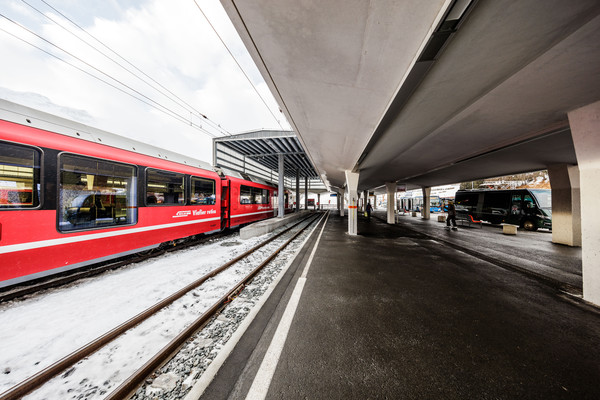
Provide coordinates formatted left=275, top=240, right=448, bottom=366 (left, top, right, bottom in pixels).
left=197, top=211, right=598, bottom=400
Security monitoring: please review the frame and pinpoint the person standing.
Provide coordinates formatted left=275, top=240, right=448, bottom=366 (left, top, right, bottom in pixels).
left=445, top=200, right=457, bottom=230
left=366, top=201, right=373, bottom=221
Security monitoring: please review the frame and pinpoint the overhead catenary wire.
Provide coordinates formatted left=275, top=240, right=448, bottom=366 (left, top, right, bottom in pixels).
left=0, top=12, right=219, bottom=138
left=0, top=24, right=212, bottom=135
left=193, top=0, right=286, bottom=130
left=31, top=0, right=231, bottom=137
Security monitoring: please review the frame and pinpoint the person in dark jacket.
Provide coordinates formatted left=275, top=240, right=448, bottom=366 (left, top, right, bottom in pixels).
left=366, top=201, right=373, bottom=221
left=445, top=200, right=458, bottom=230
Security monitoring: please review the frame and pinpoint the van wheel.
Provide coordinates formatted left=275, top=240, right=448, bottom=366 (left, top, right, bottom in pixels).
left=522, top=220, right=537, bottom=231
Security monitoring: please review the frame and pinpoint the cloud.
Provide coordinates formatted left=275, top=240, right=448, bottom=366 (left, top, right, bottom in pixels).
left=0, top=86, right=94, bottom=122
left=0, top=0, right=289, bottom=162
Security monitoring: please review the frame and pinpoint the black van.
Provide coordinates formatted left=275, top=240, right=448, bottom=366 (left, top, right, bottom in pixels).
left=454, top=189, right=551, bottom=231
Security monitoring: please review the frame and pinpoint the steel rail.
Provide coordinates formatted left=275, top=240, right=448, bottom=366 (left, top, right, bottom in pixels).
left=105, top=211, right=326, bottom=399
left=0, top=213, right=317, bottom=400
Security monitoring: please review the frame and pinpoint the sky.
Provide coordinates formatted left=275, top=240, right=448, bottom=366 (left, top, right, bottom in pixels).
left=0, top=0, right=290, bottom=163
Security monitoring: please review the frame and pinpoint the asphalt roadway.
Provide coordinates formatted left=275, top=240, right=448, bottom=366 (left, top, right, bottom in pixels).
left=199, top=210, right=600, bottom=400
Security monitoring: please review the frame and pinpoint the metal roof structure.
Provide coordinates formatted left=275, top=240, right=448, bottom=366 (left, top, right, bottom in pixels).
left=213, top=130, right=319, bottom=179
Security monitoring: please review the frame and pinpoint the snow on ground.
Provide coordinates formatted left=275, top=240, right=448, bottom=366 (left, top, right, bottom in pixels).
left=0, top=229, right=280, bottom=397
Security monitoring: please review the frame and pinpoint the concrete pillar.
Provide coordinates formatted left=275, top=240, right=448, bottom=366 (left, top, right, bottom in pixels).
left=385, top=182, right=396, bottom=224
left=295, top=170, right=300, bottom=213
left=336, top=191, right=340, bottom=211
left=304, top=177, right=308, bottom=210
left=340, top=188, right=345, bottom=217
left=278, top=154, right=285, bottom=218
left=421, top=187, right=431, bottom=220
left=345, top=170, right=359, bottom=235
left=547, top=164, right=581, bottom=246
left=568, top=100, right=600, bottom=306
left=363, top=190, right=368, bottom=212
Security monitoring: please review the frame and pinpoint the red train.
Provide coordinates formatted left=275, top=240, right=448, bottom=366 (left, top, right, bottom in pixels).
left=0, top=100, right=276, bottom=289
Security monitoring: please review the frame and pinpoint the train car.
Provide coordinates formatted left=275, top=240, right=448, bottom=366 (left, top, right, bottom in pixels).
left=226, top=175, right=276, bottom=227
left=0, top=100, right=274, bottom=289
left=284, top=190, right=297, bottom=213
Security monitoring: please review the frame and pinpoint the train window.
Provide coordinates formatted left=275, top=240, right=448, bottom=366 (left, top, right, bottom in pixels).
left=253, top=188, right=270, bottom=204
left=191, top=177, right=216, bottom=205
left=59, top=154, right=137, bottom=231
left=0, top=142, right=41, bottom=208
left=240, top=185, right=252, bottom=204
left=240, top=185, right=270, bottom=205
left=146, top=169, right=184, bottom=205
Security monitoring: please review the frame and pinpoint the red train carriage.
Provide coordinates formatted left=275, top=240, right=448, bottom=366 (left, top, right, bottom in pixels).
left=226, top=176, right=276, bottom=228
left=0, top=100, right=274, bottom=289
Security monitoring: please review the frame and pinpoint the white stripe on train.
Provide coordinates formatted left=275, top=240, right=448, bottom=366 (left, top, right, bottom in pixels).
left=1, top=209, right=275, bottom=254
left=0, top=217, right=221, bottom=254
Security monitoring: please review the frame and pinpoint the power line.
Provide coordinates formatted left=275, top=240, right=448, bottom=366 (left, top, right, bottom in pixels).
left=0, top=12, right=219, bottom=137
left=193, top=0, right=285, bottom=130
left=22, top=0, right=229, bottom=137
left=34, top=0, right=230, bottom=136
left=0, top=25, right=211, bottom=134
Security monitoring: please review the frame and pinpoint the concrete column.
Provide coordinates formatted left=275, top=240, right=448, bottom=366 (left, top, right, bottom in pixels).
left=421, top=187, right=431, bottom=220
left=362, top=193, right=366, bottom=212
left=547, top=164, right=581, bottom=246
left=345, top=170, right=359, bottom=235
left=385, top=182, right=396, bottom=224
left=295, top=170, right=300, bottom=213
left=568, top=100, right=600, bottom=306
left=278, top=154, right=285, bottom=218
left=304, top=177, right=308, bottom=210
left=340, top=188, right=345, bottom=217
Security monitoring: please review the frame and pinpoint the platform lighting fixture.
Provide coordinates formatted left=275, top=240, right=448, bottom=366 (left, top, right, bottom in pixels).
left=445, top=0, right=473, bottom=23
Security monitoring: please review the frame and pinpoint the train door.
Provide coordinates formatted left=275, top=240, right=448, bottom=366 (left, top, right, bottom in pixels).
left=230, top=182, right=239, bottom=225
left=220, top=179, right=230, bottom=229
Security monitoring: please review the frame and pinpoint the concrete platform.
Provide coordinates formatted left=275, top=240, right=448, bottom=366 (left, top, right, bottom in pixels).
left=197, top=211, right=600, bottom=399
left=392, top=211, right=581, bottom=290
left=239, top=211, right=312, bottom=239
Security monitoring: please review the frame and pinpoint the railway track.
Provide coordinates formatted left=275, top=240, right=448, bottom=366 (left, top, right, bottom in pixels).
left=0, top=212, right=324, bottom=400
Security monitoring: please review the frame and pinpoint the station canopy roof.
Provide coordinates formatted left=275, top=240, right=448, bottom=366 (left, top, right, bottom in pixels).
left=213, top=130, right=319, bottom=179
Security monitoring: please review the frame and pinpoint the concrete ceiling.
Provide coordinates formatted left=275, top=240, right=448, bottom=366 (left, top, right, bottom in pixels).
left=220, top=0, right=600, bottom=191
